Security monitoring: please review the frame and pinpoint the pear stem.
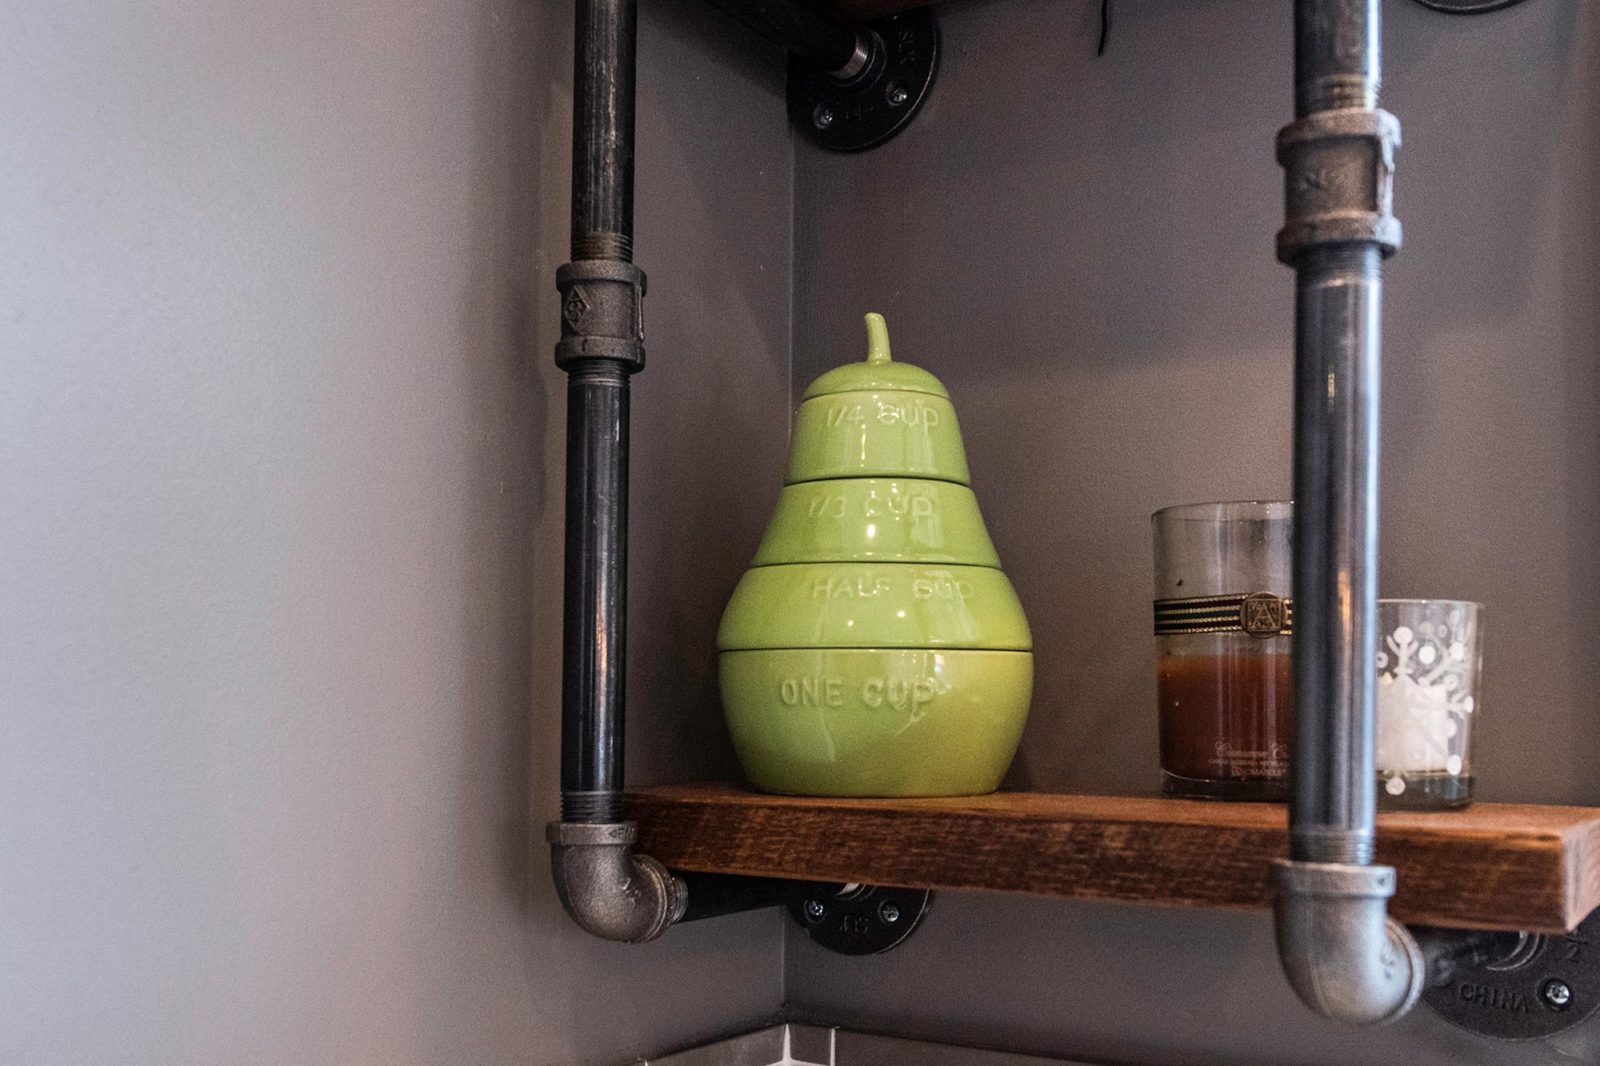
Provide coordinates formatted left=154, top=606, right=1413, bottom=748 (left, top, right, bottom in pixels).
left=864, top=313, right=892, bottom=364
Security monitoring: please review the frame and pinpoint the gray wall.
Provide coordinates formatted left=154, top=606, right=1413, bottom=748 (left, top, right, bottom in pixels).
left=6, top=0, right=1597, bottom=1063
left=0, top=1, right=790, bottom=1064
left=785, top=0, right=1600, bottom=1063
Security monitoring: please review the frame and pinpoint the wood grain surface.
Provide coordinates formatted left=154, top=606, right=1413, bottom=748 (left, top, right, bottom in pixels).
left=625, top=783, right=1600, bottom=932
left=826, top=0, right=935, bottom=20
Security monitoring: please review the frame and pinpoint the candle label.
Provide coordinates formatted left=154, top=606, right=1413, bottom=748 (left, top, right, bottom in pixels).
left=1211, top=741, right=1290, bottom=779
left=1241, top=593, right=1288, bottom=637
left=1153, top=592, right=1294, bottom=637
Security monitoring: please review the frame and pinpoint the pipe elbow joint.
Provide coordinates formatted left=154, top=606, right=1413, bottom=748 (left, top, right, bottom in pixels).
left=1274, top=860, right=1424, bottom=1026
left=547, top=821, right=688, bottom=943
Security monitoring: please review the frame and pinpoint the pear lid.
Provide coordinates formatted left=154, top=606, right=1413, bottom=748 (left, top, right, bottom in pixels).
left=802, top=313, right=949, bottom=400
left=786, top=312, right=970, bottom=485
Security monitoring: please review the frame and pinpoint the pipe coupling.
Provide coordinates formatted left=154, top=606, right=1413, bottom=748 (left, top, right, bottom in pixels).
left=556, top=260, right=646, bottom=372
left=1275, top=859, right=1425, bottom=1025
left=1277, top=107, right=1402, bottom=264
left=547, top=820, right=688, bottom=943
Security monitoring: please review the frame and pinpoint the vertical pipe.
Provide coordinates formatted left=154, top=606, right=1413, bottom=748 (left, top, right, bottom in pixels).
left=1284, top=0, right=1389, bottom=869
left=571, top=0, right=635, bottom=261
left=561, top=364, right=630, bottom=821
left=1273, top=0, right=1423, bottom=1024
left=548, top=0, right=682, bottom=945
left=559, top=0, right=641, bottom=824
left=1294, top=0, right=1378, bottom=116
left=1290, top=243, right=1381, bottom=865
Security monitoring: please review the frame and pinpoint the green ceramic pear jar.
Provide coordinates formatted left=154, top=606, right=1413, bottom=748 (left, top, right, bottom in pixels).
left=717, top=313, right=1032, bottom=797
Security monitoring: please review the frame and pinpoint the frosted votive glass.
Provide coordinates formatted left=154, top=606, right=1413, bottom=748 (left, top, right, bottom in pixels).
left=1375, top=599, right=1482, bottom=811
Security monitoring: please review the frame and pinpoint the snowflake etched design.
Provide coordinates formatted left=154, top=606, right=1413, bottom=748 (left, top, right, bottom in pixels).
left=1375, top=607, right=1477, bottom=794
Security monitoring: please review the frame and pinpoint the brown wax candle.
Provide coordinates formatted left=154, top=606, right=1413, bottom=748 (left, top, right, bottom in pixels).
left=1157, top=651, right=1292, bottom=800
left=1152, top=502, right=1294, bottom=802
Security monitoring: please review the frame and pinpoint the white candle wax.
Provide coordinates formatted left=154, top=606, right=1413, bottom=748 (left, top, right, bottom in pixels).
left=1376, top=672, right=1458, bottom=775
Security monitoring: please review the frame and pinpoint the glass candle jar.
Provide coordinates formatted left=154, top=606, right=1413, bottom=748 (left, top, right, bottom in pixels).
left=1375, top=599, right=1482, bottom=810
left=1152, top=501, right=1293, bottom=801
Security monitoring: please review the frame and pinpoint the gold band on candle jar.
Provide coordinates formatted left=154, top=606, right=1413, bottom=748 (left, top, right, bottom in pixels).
left=1153, top=592, right=1294, bottom=638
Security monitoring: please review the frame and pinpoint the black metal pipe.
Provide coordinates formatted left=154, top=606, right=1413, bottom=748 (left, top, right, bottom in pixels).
left=558, top=0, right=646, bottom=824
left=675, top=874, right=833, bottom=923
left=548, top=0, right=682, bottom=941
left=571, top=0, right=636, bottom=261
left=560, top=364, right=630, bottom=822
left=1282, top=0, right=1393, bottom=867
left=1273, top=0, right=1422, bottom=1025
left=1290, top=243, right=1381, bottom=865
left=1294, top=0, right=1378, bottom=117
left=703, top=0, right=872, bottom=80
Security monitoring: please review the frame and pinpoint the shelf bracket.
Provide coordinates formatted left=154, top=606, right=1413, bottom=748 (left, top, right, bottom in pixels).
left=1416, top=907, right=1600, bottom=1039
left=703, top=0, right=938, bottom=152
left=674, top=872, right=930, bottom=954
left=791, top=883, right=932, bottom=955
left=786, top=9, right=939, bottom=153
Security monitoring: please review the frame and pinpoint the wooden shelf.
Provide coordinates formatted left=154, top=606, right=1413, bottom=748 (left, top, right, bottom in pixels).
left=826, top=0, right=933, bottom=20
left=625, top=784, right=1600, bottom=933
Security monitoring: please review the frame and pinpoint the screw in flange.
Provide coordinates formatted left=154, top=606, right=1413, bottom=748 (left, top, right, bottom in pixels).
left=1541, top=979, right=1573, bottom=1011
left=878, top=900, right=901, bottom=924
left=813, top=105, right=835, bottom=130
left=885, top=81, right=909, bottom=107
left=803, top=899, right=827, bottom=923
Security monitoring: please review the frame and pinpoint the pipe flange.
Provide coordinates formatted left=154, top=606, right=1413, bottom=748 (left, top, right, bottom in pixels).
left=555, top=259, right=646, bottom=372
left=1276, top=107, right=1402, bottom=264
left=790, top=884, right=931, bottom=955
left=1423, top=906, right=1600, bottom=1040
left=788, top=9, right=938, bottom=152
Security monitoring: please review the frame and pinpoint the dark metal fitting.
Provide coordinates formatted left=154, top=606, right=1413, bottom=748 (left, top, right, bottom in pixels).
left=1280, top=859, right=1395, bottom=897
left=1417, top=906, right=1600, bottom=1040
left=789, top=9, right=938, bottom=152
left=546, top=819, right=688, bottom=943
left=1275, top=860, right=1425, bottom=1025
left=1276, top=107, right=1402, bottom=264
left=789, top=884, right=931, bottom=955
left=547, top=820, right=636, bottom=847
left=555, top=259, right=646, bottom=373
